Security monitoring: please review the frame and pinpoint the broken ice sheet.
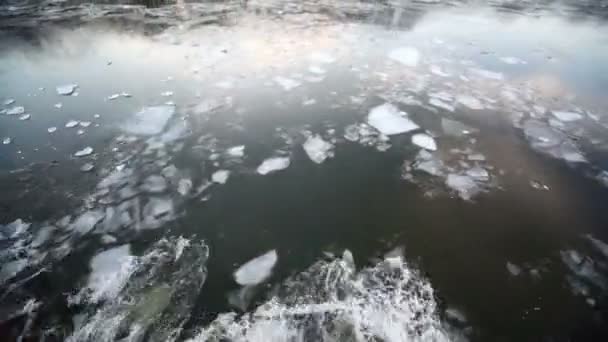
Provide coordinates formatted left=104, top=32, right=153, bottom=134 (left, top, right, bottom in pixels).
left=177, top=178, right=193, bottom=196
left=506, top=262, right=522, bottom=276
left=74, top=146, right=94, bottom=157
left=388, top=47, right=420, bottom=67
left=257, top=156, right=290, bottom=175
left=212, top=170, right=230, bottom=184
left=411, top=133, right=437, bottom=151
left=367, top=103, right=419, bottom=135
left=233, top=250, right=278, bottom=286
left=56, top=84, right=77, bottom=96
left=303, top=135, right=334, bottom=164
left=107, top=94, right=120, bottom=100
left=274, top=76, right=301, bottom=91
left=122, top=106, right=175, bottom=135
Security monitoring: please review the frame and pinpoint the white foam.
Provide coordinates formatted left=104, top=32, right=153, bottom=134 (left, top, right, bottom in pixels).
left=388, top=47, right=420, bottom=67
left=303, top=135, right=334, bottom=164
left=412, top=134, right=437, bottom=151
left=552, top=111, right=583, bottom=122
left=122, top=106, right=176, bottom=135
left=212, top=170, right=230, bottom=184
left=367, top=103, right=419, bottom=135
left=274, top=77, right=301, bottom=91
left=82, top=245, right=136, bottom=303
left=257, top=157, right=291, bottom=175
left=56, top=84, right=78, bottom=96
left=234, top=250, right=278, bottom=286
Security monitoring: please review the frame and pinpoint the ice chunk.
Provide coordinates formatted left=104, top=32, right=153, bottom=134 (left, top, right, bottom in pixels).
left=429, top=97, right=454, bottom=112
left=415, top=156, right=444, bottom=176
left=500, top=57, right=526, bottom=65
left=234, top=250, right=278, bottom=286
left=70, top=210, right=105, bottom=235
left=66, top=120, right=79, bottom=128
left=177, top=178, right=193, bottom=196
left=456, top=95, right=484, bottom=110
left=469, top=68, right=504, bottom=80
left=19, top=114, right=30, bottom=120
left=48, top=127, right=57, bottom=133
left=257, top=157, right=291, bottom=175
left=74, top=146, right=94, bottom=157
left=79, top=121, right=91, bottom=127
left=552, top=111, right=583, bottom=122
left=54, top=102, right=63, bottom=109
left=6, top=106, right=25, bottom=115
left=388, top=47, right=420, bottom=67
left=3, top=137, right=11, bottom=145
left=274, top=76, right=301, bottom=91
left=506, top=262, right=522, bottom=276
left=101, top=234, right=117, bottom=244
left=465, top=167, right=489, bottom=181
left=85, top=245, right=135, bottom=303
left=3, top=98, right=15, bottom=105
left=367, top=103, right=419, bottom=135
left=522, top=120, right=562, bottom=148
left=303, top=135, right=334, bottom=164
left=445, top=174, right=480, bottom=200
left=175, top=236, right=190, bottom=261
left=141, top=175, right=167, bottom=193
left=226, top=145, right=245, bottom=158
left=122, top=106, right=175, bottom=135
left=56, top=84, right=77, bottom=96
left=212, top=170, right=230, bottom=184
left=107, top=94, right=120, bottom=100
left=467, top=153, right=486, bottom=161
left=81, top=163, right=95, bottom=172
left=411, top=133, right=437, bottom=151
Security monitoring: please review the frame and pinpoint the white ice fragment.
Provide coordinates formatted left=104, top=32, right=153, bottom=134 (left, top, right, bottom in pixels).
left=212, top=170, right=230, bottom=184
left=388, top=47, right=420, bottom=67
left=107, top=94, right=120, bottom=100
left=80, top=163, right=95, bottom=172
left=70, top=210, right=105, bottom=234
left=56, top=84, right=77, bottom=96
left=456, top=95, right=484, bottom=110
left=6, top=106, right=25, bottom=115
left=367, top=103, right=419, bottom=135
left=446, top=174, right=480, bottom=200
left=467, top=153, right=486, bottom=161
left=100, top=234, right=117, bottom=244
left=141, top=175, right=167, bottom=193
left=411, top=133, right=437, bottom=151
left=74, top=146, right=94, bottom=157
left=175, top=236, right=190, bottom=261
left=500, top=57, right=527, bottom=65
left=303, top=135, right=334, bottom=164
left=122, top=106, right=175, bottom=135
left=32, top=226, right=55, bottom=248
left=142, top=197, right=174, bottom=228
left=234, top=250, right=278, bottom=286
left=302, top=98, right=316, bottom=106
left=552, top=111, right=583, bottom=122
left=48, top=127, right=57, bottom=133
left=177, top=178, right=193, bottom=196
left=465, top=167, right=489, bottom=181
left=3, top=137, right=11, bottom=145
left=79, top=121, right=91, bottom=127
left=226, top=145, right=245, bottom=158
left=469, top=68, right=504, bottom=80
left=19, top=114, right=31, bottom=121
left=85, top=244, right=135, bottom=303
left=429, top=97, right=454, bottom=112
left=161, top=91, right=174, bottom=97
left=65, top=120, right=79, bottom=128
left=274, top=76, right=301, bottom=91
left=257, top=157, right=290, bottom=175
left=54, top=102, right=63, bottom=109
left=3, top=98, right=15, bottom=105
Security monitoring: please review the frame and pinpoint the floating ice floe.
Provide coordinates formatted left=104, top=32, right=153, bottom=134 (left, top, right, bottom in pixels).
left=445, top=174, right=481, bottom=201
left=74, top=146, right=94, bottom=157
left=414, top=151, right=444, bottom=177
left=226, top=145, right=245, bottom=158
left=0, top=218, right=31, bottom=239
left=107, top=94, right=120, bottom=100
left=522, top=120, right=586, bottom=163
left=257, top=157, right=291, bottom=175
left=411, top=133, right=437, bottom=151
left=456, top=95, right=484, bottom=110
left=177, top=178, right=193, bottom=196
left=388, top=47, right=420, bottom=67
left=3, top=98, right=15, bottom=105
left=66, top=120, right=79, bottom=128
left=585, top=235, right=608, bottom=259
left=122, top=106, right=175, bottom=135
left=6, top=106, right=25, bottom=115
left=3, top=137, right=11, bottom=145
left=367, top=103, right=419, bottom=135
left=303, top=135, right=334, bottom=164
left=552, top=110, right=583, bottom=122
left=234, top=250, right=278, bottom=286
left=274, top=76, right=301, bottom=91
left=79, top=121, right=91, bottom=127
left=48, top=127, right=57, bottom=133
left=212, top=170, right=230, bottom=184
left=56, top=84, right=78, bottom=96
left=19, top=114, right=31, bottom=120
left=81, top=163, right=95, bottom=172
left=0, top=259, right=28, bottom=285
left=142, top=197, right=174, bottom=229
left=506, top=262, right=522, bottom=276
left=54, top=102, right=63, bottom=109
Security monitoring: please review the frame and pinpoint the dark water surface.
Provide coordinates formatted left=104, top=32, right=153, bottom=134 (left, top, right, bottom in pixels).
left=2, top=1, right=608, bottom=341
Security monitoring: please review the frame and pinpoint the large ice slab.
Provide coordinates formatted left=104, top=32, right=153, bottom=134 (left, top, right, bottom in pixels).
left=233, top=250, right=278, bottom=286
left=367, top=103, right=419, bottom=135
left=122, top=106, right=176, bottom=135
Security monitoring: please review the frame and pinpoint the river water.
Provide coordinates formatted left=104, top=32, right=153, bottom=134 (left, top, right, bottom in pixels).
left=2, top=0, right=608, bottom=341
